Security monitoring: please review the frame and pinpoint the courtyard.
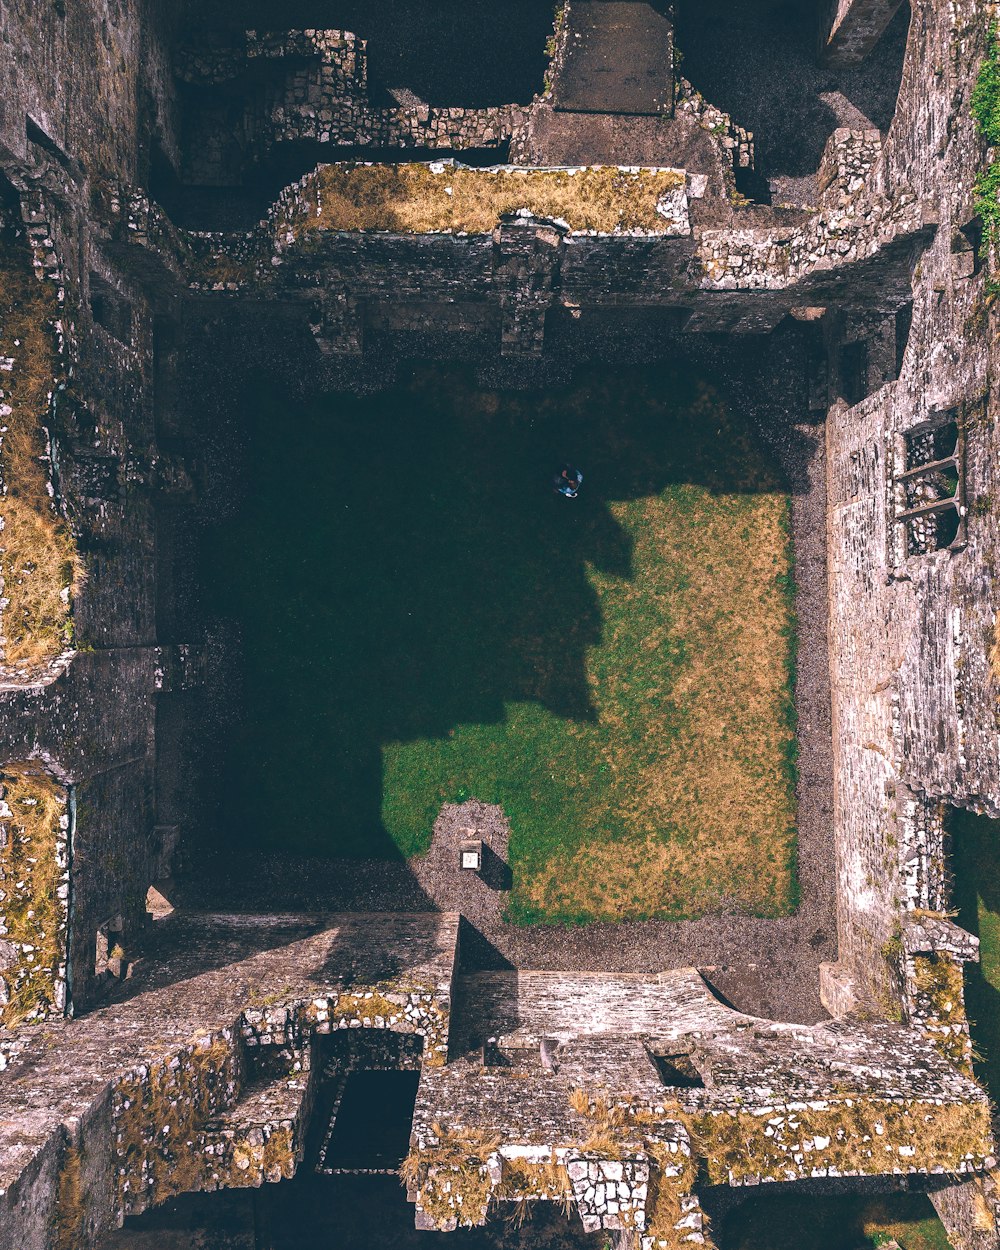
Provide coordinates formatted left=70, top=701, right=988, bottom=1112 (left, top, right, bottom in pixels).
left=203, top=363, right=799, bottom=924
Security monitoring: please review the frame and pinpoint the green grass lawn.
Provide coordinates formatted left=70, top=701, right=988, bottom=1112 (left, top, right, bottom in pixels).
left=951, top=808, right=1000, bottom=1104
left=719, top=1192, right=952, bottom=1250
left=204, top=363, right=798, bottom=923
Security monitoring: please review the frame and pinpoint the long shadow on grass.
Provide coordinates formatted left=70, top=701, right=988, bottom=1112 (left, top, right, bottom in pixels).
left=948, top=808, right=1000, bottom=1102
left=716, top=1187, right=951, bottom=1250
left=201, top=362, right=788, bottom=863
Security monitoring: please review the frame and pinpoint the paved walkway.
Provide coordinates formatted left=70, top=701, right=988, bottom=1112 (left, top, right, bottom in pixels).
left=553, top=2, right=674, bottom=116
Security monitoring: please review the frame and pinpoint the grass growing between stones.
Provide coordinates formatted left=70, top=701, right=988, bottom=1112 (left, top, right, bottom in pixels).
left=292, top=164, right=686, bottom=235
left=911, top=951, right=972, bottom=1072
left=566, top=1086, right=991, bottom=1188
left=205, top=364, right=798, bottom=923
left=114, top=1037, right=239, bottom=1211
left=400, top=1123, right=502, bottom=1228
left=0, top=229, right=78, bottom=671
left=688, top=1098, right=991, bottom=1185
left=0, top=763, right=69, bottom=1028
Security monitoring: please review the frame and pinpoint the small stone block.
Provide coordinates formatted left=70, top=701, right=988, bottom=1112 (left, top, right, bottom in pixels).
left=460, top=840, right=483, bottom=871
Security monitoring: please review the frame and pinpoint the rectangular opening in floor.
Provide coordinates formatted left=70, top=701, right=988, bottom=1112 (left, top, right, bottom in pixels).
left=317, top=1069, right=421, bottom=1174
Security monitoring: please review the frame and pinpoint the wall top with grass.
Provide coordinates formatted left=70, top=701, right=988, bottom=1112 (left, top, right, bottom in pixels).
left=284, top=162, right=691, bottom=239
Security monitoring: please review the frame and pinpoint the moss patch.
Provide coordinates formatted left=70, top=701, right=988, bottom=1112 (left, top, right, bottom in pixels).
left=0, top=763, right=68, bottom=1028
left=972, top=23, right=1000, bottom=280
left=0, top=227, right=79, bottom=670
left=973, top=22, right=1000, bottom=148
left=289, top=163, right=686, bottom=235
left=331, top=989, right=404, bottom=1023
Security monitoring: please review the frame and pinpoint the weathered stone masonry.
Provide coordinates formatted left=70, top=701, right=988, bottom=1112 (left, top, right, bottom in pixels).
left=1, top=0, right=1000, bottom=1247
left=0, top=913, right=459, bottom=1250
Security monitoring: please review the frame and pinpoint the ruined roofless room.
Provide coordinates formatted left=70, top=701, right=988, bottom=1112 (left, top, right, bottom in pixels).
left=2, top=1, right=1000, bottom=1248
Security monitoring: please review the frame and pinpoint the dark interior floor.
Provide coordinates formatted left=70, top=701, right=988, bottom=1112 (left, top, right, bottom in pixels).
left=675, top=0, right=910, bottom=198
left=176, top=0, right=554, bottom=106
left=166, top=0, right=910, bottom=218
left=97, top=1175, right=951, bottom=1249
left=98, top=1177, right=603, bottom=1250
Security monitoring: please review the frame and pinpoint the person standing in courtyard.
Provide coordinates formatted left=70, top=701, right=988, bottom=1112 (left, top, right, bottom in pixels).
left=553, top=463, right=583, bottom=498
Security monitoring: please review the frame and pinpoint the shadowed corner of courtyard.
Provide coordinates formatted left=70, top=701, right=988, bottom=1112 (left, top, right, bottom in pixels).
left=712, top=1188, right=953, bottom=1250
left=200, top=362, right=799, bottom=926
left=949, top=808, right=1000, bottom=1102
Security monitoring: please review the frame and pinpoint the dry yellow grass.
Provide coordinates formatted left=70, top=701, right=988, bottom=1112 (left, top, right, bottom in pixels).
left=53, top=1141, right=85, bottom=1250
left=0, top=233, right=79, bottom=670
left=0, top=763, right=68, bottom=1028
left=520, top=490, right=796, bottom=921
left=567, top=1084, right=992, bottom=1194
left=688, top=1097, right=992, bottom=1184
left=565, top=1088, right=697, bottom=1243
left=498, top=1156, right=575, bottom=1218
left=294, top=164, right=686, bottom=235
left=400, top=1122, right=502, bottom=1228
left=114, top=1038, right=238, bottom=1208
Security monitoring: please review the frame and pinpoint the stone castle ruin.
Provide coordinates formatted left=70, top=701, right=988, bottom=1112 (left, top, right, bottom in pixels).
left=0, top=0, right=999, bottom=1246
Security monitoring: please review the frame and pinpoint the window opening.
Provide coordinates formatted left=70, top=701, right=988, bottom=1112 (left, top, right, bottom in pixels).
left=894, top=414, right=965, bottom=557
left=95, top=914, right=126, bottom=979
left=89, top=272, right=134, bottom=345
left=651, top=1051, right=705, bottom=1089
left=316, top=1069, right=420, bottom=1174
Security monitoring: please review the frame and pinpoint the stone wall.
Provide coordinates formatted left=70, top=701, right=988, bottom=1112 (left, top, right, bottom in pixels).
left=0, top=199, right=77, bottom=687
left=0, top=912, right=460, bottom=1250
left=819, top=11, right=1000, bottom=1242
left=135, top=124, right=933, bottom=361
left=175, top=29, right=529, bottom=186
left=0, top=0, right=194, bottom=1026
left=1, top=0, right=999, bottom=1244
left=824, top=0, right=997, bottom=1015
left=0, top=0, right=178, bottom=187
left=406, top=969, right=994, bottom=1235
left=821, top=0, right=908, bottom=67
left=0, top=763, right=69, bottom=1031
